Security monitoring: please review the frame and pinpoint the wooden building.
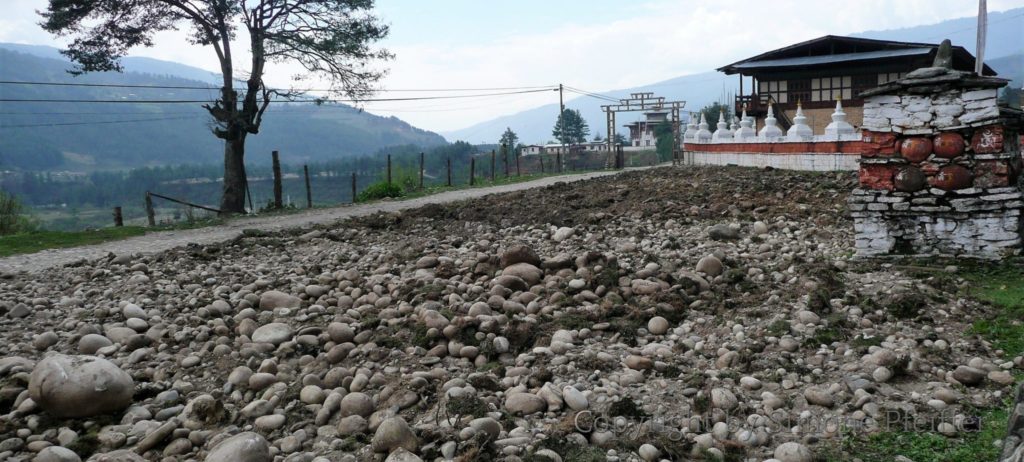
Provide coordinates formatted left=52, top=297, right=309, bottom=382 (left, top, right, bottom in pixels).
left=717, top=36, right=996, bottom=134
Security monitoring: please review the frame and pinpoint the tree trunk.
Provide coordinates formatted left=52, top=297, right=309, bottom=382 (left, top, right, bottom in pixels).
left=220, top=135, right=248, bottom=215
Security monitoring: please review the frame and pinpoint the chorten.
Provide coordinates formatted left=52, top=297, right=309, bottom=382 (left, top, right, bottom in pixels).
left=824, top=99, right=855, bottom=137
left=736, top=106, right=757, bottom=139
left=712, top=109, right=733, bottom=141
left=758, top=104, right=783, bottom=139
left=786, top=101, right=813, bottom=141
left=696, top=112, right=712, bottom=141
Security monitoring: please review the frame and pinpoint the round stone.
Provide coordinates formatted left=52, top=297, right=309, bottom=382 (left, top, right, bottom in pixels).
left=647, top=316, right=669, bottom=335
left=504, top=392, right=546, bottom=415
left=371, top=416, right=417, bottom=454
left=932, top=132, right=965, bottom=159
left=774, top=442, right=812, bottom=462
left=711, top=388, right=738, bottom=410
left=894, top=166, right=927, bottom=192
left=562, top=386, right=588, bottom=411
left=29, top=355, right=134, bottom=418
left=899, top=137, right=933, bottom=163
left=35, top=446, right=82, bottom=462
left=696, top=255, right=723, bottom=276
left=931, top=165, right=973, bottom=191
left=250, top=323, right=293, bottom=345
left=78, top=334, right=113, bottom=355
left=339, top=392, right=374, bottom=417
left=203, top=432, right=271, bottom=462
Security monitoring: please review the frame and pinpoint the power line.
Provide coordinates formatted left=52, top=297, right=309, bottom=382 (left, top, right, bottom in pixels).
left=0, top=79, right=558, bottom=93
left=564, top=86, right=619, bottom=103
left=0, top=87, right=557, bottom=104
left=0, top=115, right=199, bottom=129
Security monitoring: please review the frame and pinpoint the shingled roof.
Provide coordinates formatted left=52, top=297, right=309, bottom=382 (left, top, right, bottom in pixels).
left=717, top=35, right=996, bottom=76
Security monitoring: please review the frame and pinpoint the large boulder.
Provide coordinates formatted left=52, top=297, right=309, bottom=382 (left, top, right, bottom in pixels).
left=85, top=450, right=145, bottom=462
left=250, top=323, right=293, bottom=345
left=371, top=416, right=418, bottom=453
left=35, top=446, right=82, bottom=462
left=204, top=432, right=272, bottom=462
left=29, top=355, right=134, bottom=418
left=500, top=245, right=541, bottom=268
left=502, top=263, right=543, bottom=286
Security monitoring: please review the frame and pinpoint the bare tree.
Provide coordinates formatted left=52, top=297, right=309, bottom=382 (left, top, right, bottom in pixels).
left=41, top=0, right=392, bottom=214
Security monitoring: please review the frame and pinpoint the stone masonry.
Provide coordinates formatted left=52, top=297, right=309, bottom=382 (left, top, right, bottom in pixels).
left=1001, top=383, right=1024, bottom=462
left=850, top=46, right=1024, bottom=259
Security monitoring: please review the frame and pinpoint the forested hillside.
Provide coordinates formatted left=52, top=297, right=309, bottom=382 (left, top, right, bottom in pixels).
left=0, top=46, right=447, bottom=171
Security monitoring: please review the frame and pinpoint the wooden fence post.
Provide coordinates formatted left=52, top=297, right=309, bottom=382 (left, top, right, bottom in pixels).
left=419, top=152, right=425, bottom=190
left=144, top=192, right=156, bottom=227
left=470, top=157, right=476, bottom=186
left=113, top=206, right=123, bottom=227
left=351, top=172, right=357, bottom=203
left=557, top=151, right=562, bottom=173
left=303, top=164, right=312, bottom=209
left=446, top=157, right=452, bottom=187
left=490, top=150, right=495, bottom=182
left=515, top=150, right=521, bottom=177
left=502, top=144, right=509, bottom=177
left=272, top=150, right=283, bottom=209
left=387, top=154, right=392, bottom=186
left=540, top=155, right=545, bottom=174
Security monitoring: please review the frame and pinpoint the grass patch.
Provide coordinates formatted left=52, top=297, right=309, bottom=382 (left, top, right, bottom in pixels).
left=836, top=404, right=1008, bottom=462
left=963, top=263, right=1024, bottom=357
left=839, top=261, right=1024, bottom=462
left=0, top=227, right=147, bottom=257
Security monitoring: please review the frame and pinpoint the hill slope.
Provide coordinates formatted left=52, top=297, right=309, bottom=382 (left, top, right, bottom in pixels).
left=446, top=7, right=1024, bottom=144
left=0, top=45, right=447, bottom=171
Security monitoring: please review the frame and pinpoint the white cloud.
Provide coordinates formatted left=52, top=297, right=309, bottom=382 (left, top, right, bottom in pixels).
left=3, top=0, right=1023, bottom=132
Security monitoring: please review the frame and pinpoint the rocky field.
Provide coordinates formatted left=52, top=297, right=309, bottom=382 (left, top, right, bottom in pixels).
left=0, top=166, right=1020, bottom=462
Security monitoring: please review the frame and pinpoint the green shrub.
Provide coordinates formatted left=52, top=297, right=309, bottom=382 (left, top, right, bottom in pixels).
left=356, top=182, right=404, bottom=202
left=0, top=190, right=35, bottom=235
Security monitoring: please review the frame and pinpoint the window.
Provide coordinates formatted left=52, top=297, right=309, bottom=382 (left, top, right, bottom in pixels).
left=878, top=72, right=905, bottom=85
left=811, top=76, right=852, bottom=102
left=758, top=80, right=788, bottom=104
left=788, top=79, right=811, bottom=105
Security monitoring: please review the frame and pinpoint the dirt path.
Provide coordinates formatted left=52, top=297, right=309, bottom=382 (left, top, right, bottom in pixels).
left=1, top=167, right=661, bottom=274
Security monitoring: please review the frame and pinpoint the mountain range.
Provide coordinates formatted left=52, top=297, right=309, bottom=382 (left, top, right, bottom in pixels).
left=0, top=45, right=447, bottom=171
left=444, top=8, right=1024, bottom=144
left=2, top=8, right=1022, bottom=171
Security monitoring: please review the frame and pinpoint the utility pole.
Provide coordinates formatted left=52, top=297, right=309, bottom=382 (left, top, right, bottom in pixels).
left=558, top=83, right=565, bottom=172
left=976, top=0, right=987, bottom=75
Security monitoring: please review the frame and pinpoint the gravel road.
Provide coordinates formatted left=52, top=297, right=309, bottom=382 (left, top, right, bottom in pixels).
left=1, top=167, right=656, bottom=274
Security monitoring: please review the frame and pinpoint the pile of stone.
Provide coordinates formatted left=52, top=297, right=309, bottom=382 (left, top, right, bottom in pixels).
left=0, top=166, right=1018, bottom=462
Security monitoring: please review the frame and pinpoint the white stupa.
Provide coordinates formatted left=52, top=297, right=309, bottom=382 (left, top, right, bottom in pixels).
left=730, top=116, right=740, bottom=132
left=786, top=101, right=813, bottom=141
left=824, top=99, right=856, bottom=137
left=736, top=107, right=757, bottom=139
left=712, top=109, right=733, bottom=141
left=683, top=113, right=698, bottom=140
left=696, top=112, right=712, bottom=141
left=758, top=104, right=783, bottom=139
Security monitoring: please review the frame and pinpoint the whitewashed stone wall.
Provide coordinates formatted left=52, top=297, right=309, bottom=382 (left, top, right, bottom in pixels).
left=1001, top=384, right=1024, bottom=462
left=683, top=151, right=859, bottom=172
left=862, top=88, right=1000, bottom=134
left=850, top=187, right=1023, bottom=258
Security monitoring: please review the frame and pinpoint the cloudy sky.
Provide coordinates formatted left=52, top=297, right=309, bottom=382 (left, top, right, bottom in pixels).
left=2, top=0, right=1022, bottom=132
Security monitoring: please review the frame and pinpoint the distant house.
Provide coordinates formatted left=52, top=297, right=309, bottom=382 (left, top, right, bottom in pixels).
left=521, top=142, right=611, bottom=156
left=520, top=145, right=544, bottom=156
left=717, top=35, right=996, bottom=134
left=624, top=111, right=671, bottom=148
